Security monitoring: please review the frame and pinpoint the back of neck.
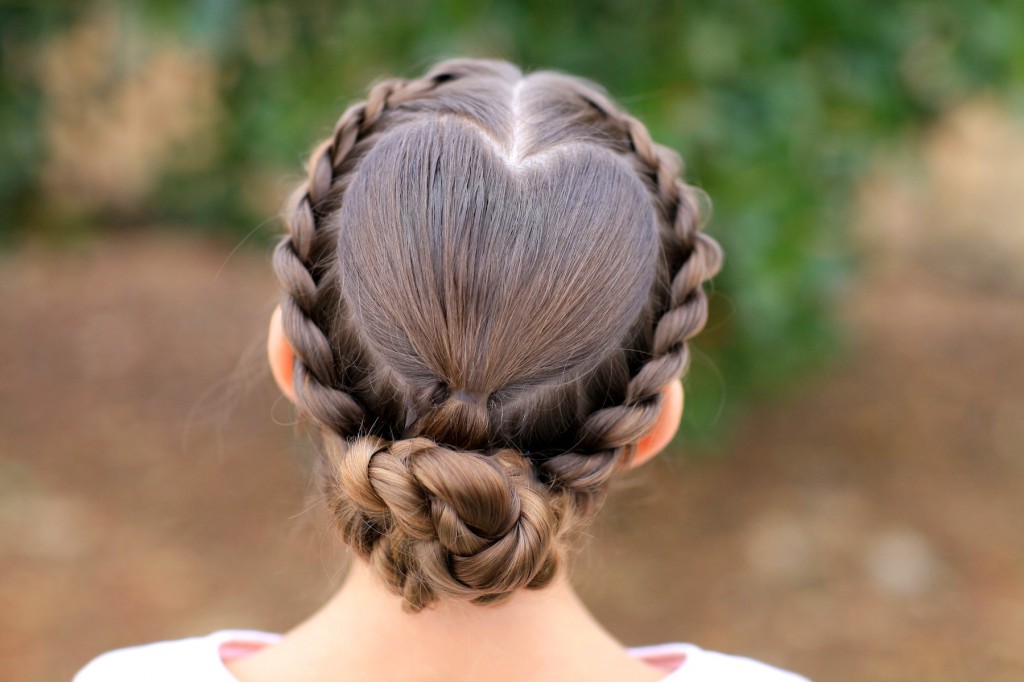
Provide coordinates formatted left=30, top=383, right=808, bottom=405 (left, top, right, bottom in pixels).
left=226, top=560, right=667, bottom=682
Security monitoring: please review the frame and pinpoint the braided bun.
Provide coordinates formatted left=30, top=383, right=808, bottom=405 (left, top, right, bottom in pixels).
left=273, top=59, right=722, bottom=610
left=329, top=436, right=559, bottom=608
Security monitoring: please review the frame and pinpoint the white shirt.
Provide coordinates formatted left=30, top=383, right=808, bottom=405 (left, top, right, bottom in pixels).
left=73, top=630, right=810, bottom=681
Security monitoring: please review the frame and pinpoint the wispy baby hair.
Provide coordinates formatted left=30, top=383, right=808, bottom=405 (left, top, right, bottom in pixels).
left=272, top=58, right=722, bottom=611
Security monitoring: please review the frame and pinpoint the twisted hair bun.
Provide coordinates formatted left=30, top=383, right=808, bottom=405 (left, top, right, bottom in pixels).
left=330, top=436, right=559, bottom=607
left=273, top=59, right=722, bottom=610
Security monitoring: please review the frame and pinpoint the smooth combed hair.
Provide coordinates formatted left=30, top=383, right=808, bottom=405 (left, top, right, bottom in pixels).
left=273, top=59, right=722, bottom=611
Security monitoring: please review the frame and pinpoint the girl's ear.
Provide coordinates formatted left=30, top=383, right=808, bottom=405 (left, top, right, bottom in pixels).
left=268, top=305, right=297, bottom=403
left=630, top=378, right=684, bottom=468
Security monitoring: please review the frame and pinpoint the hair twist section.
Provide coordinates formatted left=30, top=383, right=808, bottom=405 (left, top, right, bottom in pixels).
left=273, top=72, right=452, bottom=436
left=537, top=86, right=724, bottom=506
left=327, top=435, right=561, bottom=611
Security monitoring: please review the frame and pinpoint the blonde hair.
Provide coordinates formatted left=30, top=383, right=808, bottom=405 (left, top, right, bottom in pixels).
left=273, top=59, right=722, bottom=611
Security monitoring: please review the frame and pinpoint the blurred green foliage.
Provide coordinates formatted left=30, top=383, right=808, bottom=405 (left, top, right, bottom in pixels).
left=2, top=0, right=1023, bottom=436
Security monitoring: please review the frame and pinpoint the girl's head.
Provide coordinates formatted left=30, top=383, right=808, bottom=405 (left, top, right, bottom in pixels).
left=269, top=59, right=721, bottom=611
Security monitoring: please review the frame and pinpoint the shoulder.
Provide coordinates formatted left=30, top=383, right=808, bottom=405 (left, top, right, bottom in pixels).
left=72, top=630, right=280, bottom=682
left=631, top=643, right=812, bottom=682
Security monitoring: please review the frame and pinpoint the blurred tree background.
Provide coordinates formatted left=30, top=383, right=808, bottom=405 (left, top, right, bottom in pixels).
left=2, top=0, right=1023, bottom=433
left=5, top=5, right=1024, bottom=682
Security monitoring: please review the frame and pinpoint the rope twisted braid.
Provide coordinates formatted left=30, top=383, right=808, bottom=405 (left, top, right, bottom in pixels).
left=273, top=75, right=441, bottom=436
left=272, top=59, right=723, bottom=611
left=536, top=93, right=723, bottom=511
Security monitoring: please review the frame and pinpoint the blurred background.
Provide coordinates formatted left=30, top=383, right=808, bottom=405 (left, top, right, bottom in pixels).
left=1, top=1, right=1023, bottom=680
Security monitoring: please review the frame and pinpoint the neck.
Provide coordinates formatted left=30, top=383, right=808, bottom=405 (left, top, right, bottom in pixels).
left=228, top=559, right=667, bottom=682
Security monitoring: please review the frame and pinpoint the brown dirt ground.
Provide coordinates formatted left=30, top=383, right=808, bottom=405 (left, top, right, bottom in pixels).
left=1, top=230, right=1022, bottom=682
